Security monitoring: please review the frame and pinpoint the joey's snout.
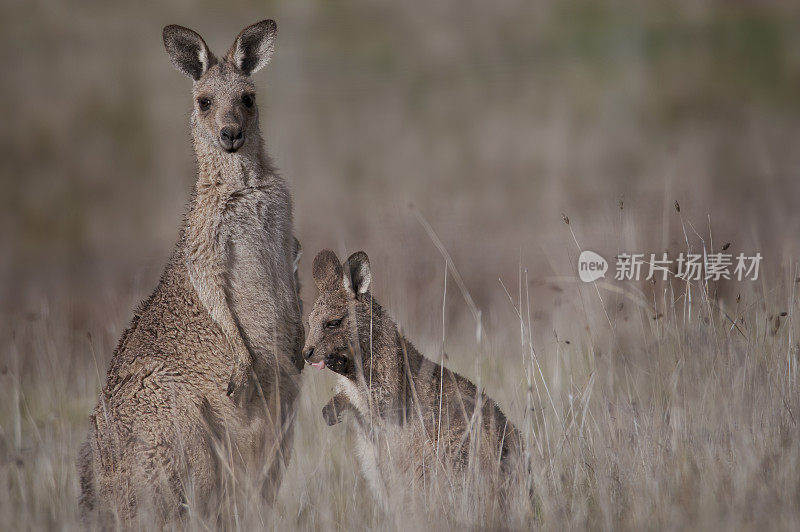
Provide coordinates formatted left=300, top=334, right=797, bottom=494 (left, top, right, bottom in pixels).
left=219, top=125, right=244, bottom=152
left=303, top=346, right=326, bottom=370
left=303, top=347, right=315, bottom=361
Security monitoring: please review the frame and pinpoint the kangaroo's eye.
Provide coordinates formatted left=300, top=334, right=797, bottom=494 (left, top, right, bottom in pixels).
left=325, top=319, right=342, bottom=329
left=242, top=94, right=255, bottom=108
left=197, top=97, right=212, bottom=111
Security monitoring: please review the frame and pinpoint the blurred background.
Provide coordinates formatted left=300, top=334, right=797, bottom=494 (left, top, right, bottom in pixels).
left=2, top=0, right=800, bottom=527
left=3, top=0, right=800, bottom=319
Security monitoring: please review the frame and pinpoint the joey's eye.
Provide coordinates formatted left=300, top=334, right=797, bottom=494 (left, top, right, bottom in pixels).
left=197, top=97, right=212, bottom=111
left=242, top=94, right=255, bottom=108
left=325, top=319, right=342, bottom=329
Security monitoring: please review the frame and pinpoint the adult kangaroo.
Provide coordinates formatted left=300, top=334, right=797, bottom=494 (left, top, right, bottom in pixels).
left=78, top=20, right=305, bottom=525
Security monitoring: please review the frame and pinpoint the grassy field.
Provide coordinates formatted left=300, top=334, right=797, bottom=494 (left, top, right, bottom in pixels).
left=3, top=209, right=800, bottom=530
left=2, top=0, right=800, bottom=529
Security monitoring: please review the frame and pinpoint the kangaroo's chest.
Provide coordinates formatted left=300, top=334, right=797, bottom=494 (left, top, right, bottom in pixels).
left=222, top=190, right=294, bottom=286
left=223, top=190, right=288, bottom=242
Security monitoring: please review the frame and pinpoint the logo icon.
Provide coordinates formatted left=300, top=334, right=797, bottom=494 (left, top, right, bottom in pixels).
left=578, top=250, right=608, bottom=283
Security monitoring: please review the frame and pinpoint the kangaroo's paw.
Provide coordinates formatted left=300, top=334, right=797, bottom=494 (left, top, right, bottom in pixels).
left=322, top=392, right=351, bottom=426
left=322, top=401, right=342, bottom=426
left=226, top=359, right=251, bottom=405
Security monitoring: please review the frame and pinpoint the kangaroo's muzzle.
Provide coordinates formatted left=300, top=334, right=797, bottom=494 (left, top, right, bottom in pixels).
left=219, top=125, right=244, bottom=152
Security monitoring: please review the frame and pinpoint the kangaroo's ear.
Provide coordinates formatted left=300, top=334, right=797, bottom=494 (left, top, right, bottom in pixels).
left=163, top=25, right=215, bottom=81
left=343, top=251, right=371, bottom=296
left=313, top=250, right=343, bottom=291
left=227, top=19, right=277, bottom=75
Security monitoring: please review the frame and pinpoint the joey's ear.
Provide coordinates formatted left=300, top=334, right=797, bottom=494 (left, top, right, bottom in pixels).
left=227, top=19, right=277, bottom=75
left=343, top=251, right=371, bottom=296
left=313, top=250, right=342, bottom=291
left=163, top=25, right=215, bottom=80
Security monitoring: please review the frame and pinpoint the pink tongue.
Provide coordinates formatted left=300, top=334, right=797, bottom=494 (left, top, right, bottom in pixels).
left=311, top=360, right=326, bottom=370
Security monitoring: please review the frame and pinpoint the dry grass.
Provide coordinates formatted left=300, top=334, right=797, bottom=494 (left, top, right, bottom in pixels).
left=2, top=0, right=800, bottom=529
left=2, top=210, right=799, bottom=530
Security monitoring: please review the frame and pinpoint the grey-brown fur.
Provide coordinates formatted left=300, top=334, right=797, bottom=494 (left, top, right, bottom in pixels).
left=304, top=250, right=523, bottom=509
left=78, top=20, right=304, bottom=525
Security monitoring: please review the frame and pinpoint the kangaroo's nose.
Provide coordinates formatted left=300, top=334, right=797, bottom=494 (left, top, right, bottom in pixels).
left=219, top=126, right=244, bottom=151
left=303, top=347, right=315, bottom=360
